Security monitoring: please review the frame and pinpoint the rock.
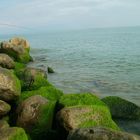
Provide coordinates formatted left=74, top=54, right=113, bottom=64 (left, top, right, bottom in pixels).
left=9, top=37, right=30, bottom=51
left=48, top=67, right=54, bottom=73
left=102, top=96, right=140, bottom=120
left=17, top=67, right=48, bottom=90
left=67, top=127, right=140, bottom=140
left=0, top=67, right=21, bottom=101
left=0, top=53, right=15, bottom=69
left=0, top=37, right=31, bottom=63
left=17, top=95, right=56, bottom=139
left=0, top=100, right=11, bottom=117
left=0, top=120, right=9, bottom=130
left=58, top=93, right=106, bottom=110
left=56, top=105, right=119, bottom=140
left=0, top=126, right=28, bottom=140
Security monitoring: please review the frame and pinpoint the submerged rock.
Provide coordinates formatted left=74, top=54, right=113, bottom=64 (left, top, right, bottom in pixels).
left=67, top=127, right=140, bottom=140
left=48, top=67, right=54, bottom=73
left=0, top=100, right=11, bottom=117
left=102, top=96, right=140, bottom=120
left=17, top=95, right=56, bottom=139
left=0, top=37, right=31, bottom=63
left=0, top=67, right=21, bottom=101
left=0, top=53, right=15, bottom=69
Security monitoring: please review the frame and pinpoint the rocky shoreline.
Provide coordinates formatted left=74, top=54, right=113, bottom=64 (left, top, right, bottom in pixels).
left=0, top=37, right=140, bottom=140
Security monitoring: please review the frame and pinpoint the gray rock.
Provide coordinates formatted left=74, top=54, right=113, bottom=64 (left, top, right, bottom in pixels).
left=0, top=67, right=21, bottom=101
left=0, top=53, right=15, bottom=69
left=67, top=127, right=140, bottom=140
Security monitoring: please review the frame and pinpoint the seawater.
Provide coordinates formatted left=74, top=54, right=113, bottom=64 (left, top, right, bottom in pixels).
left=1, top=26, right=140, bottom=134
left=1, top=27, right=140, bottom=105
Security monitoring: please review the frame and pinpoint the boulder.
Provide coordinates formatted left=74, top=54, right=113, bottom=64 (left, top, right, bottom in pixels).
left=0, top=67, right=21, bottom=101
left=0, top=37, right=31, bottom=63
left=67, top=127, right=140, bottom=140
left=9, top=37, right=30, bottom=51
left=17, top=95, right=56, bottom=139
left=102, top=96, right=140, bottom=120
left=0, top=100, right=11, bottom=117
left=0, top=126, right=28, bottom=140
left=0, top=120, right=9, bottom=130
left=56, top=105, right=119, bottom=139
left=17, top=67, right=48, bottom=90
left=0, top=53, right=15, bottom=69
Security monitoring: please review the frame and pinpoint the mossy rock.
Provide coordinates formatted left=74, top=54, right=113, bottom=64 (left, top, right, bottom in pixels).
left=0, top=67, right=21, bottom=101
left=0, top=127, right=28, bottom=140
left=14, top=65, right=50, bottom=91
left=17, top=95, right=56, bottom=140
left=0, top=53, right=15, bottom=69
left=102, top=96, right=140, bottom=120
left=0, top=100, right=11, bottom=117
left=58, top=93, right=106, bottom=110
left=0, top=37, right=31, bottom=63
left=56, top=105, right=119, bottom=139
left=18, top=85, right=63, bottom=104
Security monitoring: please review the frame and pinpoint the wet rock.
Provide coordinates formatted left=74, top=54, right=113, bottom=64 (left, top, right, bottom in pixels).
left=48, top=67, right=54, bottom=73
left=102, top=96, right=140, bottom=120
left=0, top=37, right=31, bottom=63
left=0, top=67, right=21, bottom=101
left=0, top=53, right=15, bottom=69
left=67, top=127, right=140, bottom=140
left=0, top=100, right=11, bottom=117
left=17, top=95, right=56, bottom=139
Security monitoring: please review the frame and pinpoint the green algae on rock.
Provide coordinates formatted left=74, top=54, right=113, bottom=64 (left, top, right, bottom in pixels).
left=0, top=53, right=15, bottom=69
left=0, top=67, right=21, bottom=101
left=0, top=127, right=28, bottom=140
left=0, top=100, right=11, bottom=117
left=102, top=96, right=140, bottom=120
left=17, top=95, right=56, bottom=140
left=58, top=93, right=106, bottom=109
left=67, top=127, right=140, bottom=140
left=56, top=105, right=119, bottom=131
left=0, top=37, right=31, bottom=63
left=18, top=85, right=63, bottom=103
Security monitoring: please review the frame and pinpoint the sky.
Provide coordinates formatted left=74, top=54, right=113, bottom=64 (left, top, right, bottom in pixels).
left=0, top=0, right=140, bottom=33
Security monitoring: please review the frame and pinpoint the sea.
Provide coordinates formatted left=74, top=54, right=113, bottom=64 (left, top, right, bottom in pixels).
left=1, top=27, right=140, bottom=105
left=0, top=26, right=140, bottom=134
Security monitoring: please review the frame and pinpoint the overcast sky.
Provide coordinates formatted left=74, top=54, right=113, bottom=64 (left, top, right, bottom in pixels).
left=0, top=0, right=140, bottom=33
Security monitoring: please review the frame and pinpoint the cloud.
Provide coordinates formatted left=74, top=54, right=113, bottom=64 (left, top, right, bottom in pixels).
left=0, top=0, right=140, bottom=33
